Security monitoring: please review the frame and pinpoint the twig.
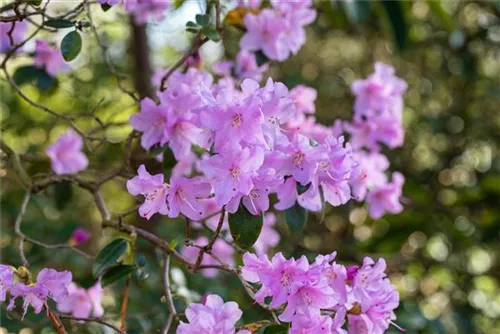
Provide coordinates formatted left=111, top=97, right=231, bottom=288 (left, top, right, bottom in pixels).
left=47, top=306, right=66, bottom=334
left=161, top=255, right=177, bottom=334
left=119, top=275, right=130, bottom=332
left=14, top=190, right=31, bottom=267
left=58, top=314, right=123, bottom=334
left=193, top=206, right=225, bottom=270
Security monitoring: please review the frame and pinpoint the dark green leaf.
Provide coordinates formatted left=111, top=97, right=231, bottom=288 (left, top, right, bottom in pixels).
left=101, top=265, right=135, bottom=287
left=60, top=31, right=82, bottom=61
left=195, top=14, right=210, bottom=27
left=229, top=205, right=263, bottom=249
left=93, top=238, right=129, bottom=277
left=13, top=65, right=57, bottom=91
left=27, top=0, right=43, bottom=6
left=162, top=147, right=177, bottom=178
left=380, top=1, right=408, bottom=51
left=150, top=143, right=170, bottom=156
left=342, top=0, right=371, bottom=24
left=285, top=203, right=308, bottom=233
left=203, top=27, right=221, bottom=42
left=101, top=4, right=112, bottom=11
left=53, top=183, right=73, bottom=210
left=44, top=19, right=74, bottom=28
left=186, top=21, right=198, bottom=28
left=264, top=324, right=289, bottom=334
left=296, top=182, right=311, bottom=195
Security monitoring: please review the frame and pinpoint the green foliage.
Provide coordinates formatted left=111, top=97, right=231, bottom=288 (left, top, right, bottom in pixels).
left=229, top=205, right=263, bottom=249
left=264, top=324, right=289, bottom=334
left=93, top=238, right=129, bottom=277
left=52, top=183, right=73, bottom=210
left=380, top=1, right=408, bottom=51
left=13, top=65, right=57, bottom=90
left=44, top=19, right=74, bottom=29
left=101, top=264, right=136, bottom=287
left=60, top=31, right=82, bottom=61
left=285, top=203, right=308, bottom=233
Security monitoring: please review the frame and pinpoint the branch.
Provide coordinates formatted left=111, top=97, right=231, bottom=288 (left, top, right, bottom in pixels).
left=161, top=255, right=177, bottom=334
left=193, top=206, right=226, bottom=270
left=14, top=190, right=31, bottom=267
left=58, top=314, right=124, bottom=334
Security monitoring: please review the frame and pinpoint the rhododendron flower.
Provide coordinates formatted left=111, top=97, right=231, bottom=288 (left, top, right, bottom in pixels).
left=0, top=265, right=14, bottom=302
left=181, top=237, right=234, bottom=277
left=167, top=176, right=211, bottom=220
left=56, top=281, right=104, bottom=318
left=366, top=172, right=404, bottom=219
left=96, top=0, right=120, bottom=5
left=34, top=40, right=70, bottom=76
left=289, top=85, right=317, bottom=115
left=291, top=311, right=347, bottom=334
left=253, top=213, right=280, bottom=255
left=200, top=144, right=264, bottom=206
left=69, top=227, right=91, bottom=246
left=240, top=9, right=289, bottom=61
left=349, top=151, right=389, bottom=201
left=235, top=50, right=269, bottom=81
left=0, top=20, right=27, bottom=53
left=46, top=129, right=88, bottom=175
left=124, top=0, right=170, bottom=24
left=126, top=165, right=169, bottom=219
left=177, top=294, right=246, bottom=334
left=8, top=268, right=72, bottom=318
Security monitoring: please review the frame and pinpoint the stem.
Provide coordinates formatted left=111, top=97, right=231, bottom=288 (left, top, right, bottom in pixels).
left=119, top=275, right=131, bottom=332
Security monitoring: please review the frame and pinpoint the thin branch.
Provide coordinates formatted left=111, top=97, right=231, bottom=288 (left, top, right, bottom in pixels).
left=58, top=314, right=123, bottom=334
left=161, top=255, right=177, bottom=334
left=193, top=206, right=225, bottom=270
left=119, top=275, right=130, bottom=332
left=14, top=190, right=31, bottom=267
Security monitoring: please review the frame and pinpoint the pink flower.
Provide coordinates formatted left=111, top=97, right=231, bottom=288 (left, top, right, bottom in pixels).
left=0, top=265, right=14, bottom=302
left=290, top=314, right=333, bottom=334
left=289, top=85, right=317, bottom=115
left=181, top=237, right=234, bottom=277
left=34, top=40, right=70, bottom=76
left=366, top=172, right=404, bottom=219
left=0, top=20, right=27, bottom=53
left=97, top=0, right=120, bottom=5
left=124, top=0, right=170, bottom=24
left=69, top=228, right=91, bottom=246
left=8, top=268, right=72, bottom=318
left=240, top=9, right=289, bottom=61
left=167, top=176, right=211, bottom=220
left=349, top=152, right=389, bottom=201
left=57, top=281, right=104, bottom=319
left=177, top=294, right=243, bottom=333
left=271, top=0, right=317, bottom=27
left=200, top=144, right=264, bottom=206
left=126, top=164, right=169, bottom=220
left=235, top=50, right=269, bottom=81
left=253, top=213, right=280, bottom=255
left=46, top=129, right=88, bottom=175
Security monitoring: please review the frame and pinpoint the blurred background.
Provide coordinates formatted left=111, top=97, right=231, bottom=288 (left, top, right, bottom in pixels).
left=1, top=0, right=499, bottom=333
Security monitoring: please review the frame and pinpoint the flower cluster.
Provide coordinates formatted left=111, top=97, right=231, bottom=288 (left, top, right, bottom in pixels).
left=1, top=266, right=72, bottom=318
left=177, top=294, right=250, bottom=334
left=46, top=129, right=88, bottom=175
left=0, top=19, right=27, bottom=53
left=241, top=252, right=400, bottom=333
left=128, top=62, right=407, bottom=221
left=56, top=281, right=104, bottom=319
left=96, top=0, right=171, bottom=23
left=346, top=62, right=407, bottom=219
left=239, top=0, right=316, bottom=61
left=34, top=40, right=70, bottom=77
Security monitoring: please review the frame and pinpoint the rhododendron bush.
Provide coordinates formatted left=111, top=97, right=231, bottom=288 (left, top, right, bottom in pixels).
left=2, top=0, right=499, bottom=333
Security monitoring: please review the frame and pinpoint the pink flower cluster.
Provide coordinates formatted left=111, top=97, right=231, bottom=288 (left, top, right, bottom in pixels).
left=34, top=40, right=71, bottom=77
left=46, top=129, right=88, bottom=175
left=242, top=252, right=400, bottom=334
left=346, top=63, right=407, bottom=219
left=0, top=20, right=27, bottom=53
left=123, top=0, right=171, bottom=24
left=177, top=294, right=250, bottom=334
left=239, top=0, right=316, bottom=61
left=129, top=62, right=407, bottom=221
left=56, top=281, right=104, bottom=319
left=1, top=266, right=72, bottom=318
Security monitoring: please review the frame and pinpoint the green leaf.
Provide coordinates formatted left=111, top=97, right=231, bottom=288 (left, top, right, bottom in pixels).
left=93, top=238, right=129, bottom=277
left=101, top=4, right=112, bottom=11
left=380, top=1, right=408, bottom=51
left=53, top=183, right=73, bottom=210
left=60, top=31, right=82, bottom=62
left=101, top=265, right=136, bottom=287
left=264, top=324, right=289, bottom=334
left=342, top=0, right=371, bottom=24
left=428, top=1, right=454, bottom=32
left=195, top=14, right=210, bottom=27
left=254, top=50, right=269, bottom=67
left=228, top=205, right=263, bottom=249
left=296, top=182, right=311, bottom=195
left=202, top=27, right=221, bottom=42
left=174, top=0, right=185, bottom=9
left=13, top=65, right=57, bottom=91
left=27, top=0, right=43, bottom=6
left=44, top=19, right=74, bottom=29
left=150, top=143, right=170, bottom=156
left=285, top=203, right=308, bottom=233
